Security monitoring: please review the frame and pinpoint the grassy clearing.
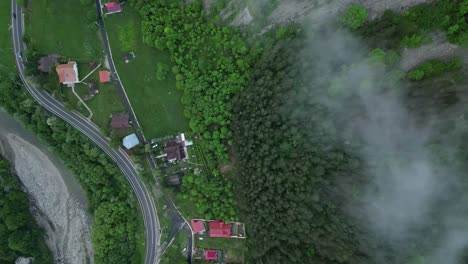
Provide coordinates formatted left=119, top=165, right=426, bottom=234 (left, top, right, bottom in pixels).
left=159, top=229, right=188, bottom=264
left=0, top=0, right=14, bottom=69
left=27, top=0, right=101, bottom=61
left=105, top=7, right=188, bottom=139
left=195, top=234, right=246, bottom=263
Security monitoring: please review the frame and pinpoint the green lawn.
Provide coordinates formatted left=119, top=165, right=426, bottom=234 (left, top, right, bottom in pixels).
left=0, top=0, right=14, bottom=69
left=195, top=235, right=246, bottom=263
left=160, top=230, right=188, bottom=264
left=27, top=0, right=101, bottom=61
left=105, top=7, right=188, bottom=139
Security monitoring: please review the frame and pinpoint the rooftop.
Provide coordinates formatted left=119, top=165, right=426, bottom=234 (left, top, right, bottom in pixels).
left=209, top=221, right=231, bottom=238
left=105, top=2, right=122, bottom=13
left=56, top=62, right=79, bottom=84
left=111, top=113, right=130, bottom=129
left=191, top=220, right=206, bottom=234
left=38, top=54, right=60, bottom=73
left=123, top=133, right=139, bottom=149
left=205, top=250, right=217, bottom=261
left=99, top=70, right=110, bottom=83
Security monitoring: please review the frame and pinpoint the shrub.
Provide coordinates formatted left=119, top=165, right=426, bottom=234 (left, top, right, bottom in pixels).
left=400, top=33, right=431, bottom=48
left=341, top=4, right=368, bottom=30
left=156, top=62, right=169, bottom=80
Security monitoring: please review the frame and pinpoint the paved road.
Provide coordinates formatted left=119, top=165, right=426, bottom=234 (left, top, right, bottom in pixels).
left=95, top=0, right=146, bottom=143
left=10, top=1, right=160, bottom=263
left=96, top=2, right=194, bottom=262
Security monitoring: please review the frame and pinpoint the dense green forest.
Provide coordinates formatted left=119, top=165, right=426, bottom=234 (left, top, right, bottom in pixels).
left=231, top=1, right=468, bottom=263
left=233, top=32, right=468, bottom=264
left=0, top=159, right=52, bottom=264
left=0, top=67, right=143, bottom=264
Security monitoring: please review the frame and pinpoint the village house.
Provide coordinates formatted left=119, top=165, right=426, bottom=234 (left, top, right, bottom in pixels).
left=192, top=219, right=246, bottom=238
left=99, top=70, right=111, bottom=83
left=105, top=2, right=122, bottom=14
left=191, top=219, right=206, bottom=235
left=164, top=133, right=193, bottom=163
left=111, top=113, right=130, bottom=129
left=56, top=62, right=79, bottom=85
left=37, top=54, right=60, bottom=73
left=209, top=220, right=231, bottom=238
left=204, top=250, right=218, bottom=262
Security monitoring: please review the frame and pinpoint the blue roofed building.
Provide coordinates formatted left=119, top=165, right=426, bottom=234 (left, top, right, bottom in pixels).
left=123, top=133, right=139, bottom=149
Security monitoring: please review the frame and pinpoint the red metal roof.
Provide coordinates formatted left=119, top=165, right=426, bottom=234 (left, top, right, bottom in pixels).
left=205, top=250, right=217, bottom=261
left=209, top=221, right=231, bottom=238
left=99, top=70, right=110, bottom=83
left=191, top=220, right=205, bottom=234
left=105, top=2, right=122, bottom=13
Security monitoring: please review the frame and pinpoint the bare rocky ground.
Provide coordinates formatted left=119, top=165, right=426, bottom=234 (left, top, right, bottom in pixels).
left=221, top=0, right=432, bottom=28
left=400, top=32, right=464, bottom=71
left=0, top=133, right=93, bottom=264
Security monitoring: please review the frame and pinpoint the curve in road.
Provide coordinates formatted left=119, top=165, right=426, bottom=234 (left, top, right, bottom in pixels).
left=10, top=1, right=160, bottom=263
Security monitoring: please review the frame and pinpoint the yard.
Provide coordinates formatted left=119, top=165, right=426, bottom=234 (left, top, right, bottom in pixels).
left=194, top=235, right=246, bottom=263
left=26, top=0, right=128, bottom=131
left=159, top=229, right=188, bottom=264
left=0, top=0, right=14, bottom=69
left=26, top=0, right=101, bottom=61
left=104, top=6, right=188, bottom=139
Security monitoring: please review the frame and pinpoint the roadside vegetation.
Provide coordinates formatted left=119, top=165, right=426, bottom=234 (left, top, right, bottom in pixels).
left=159, top=229, right=187, bottom=264
left=25, top=0, right=127, bottom=132
left=0, top=159, right=52, bottom=264
left=0, top=0, right=14, bottom=69
left=0, top=67, right=144, bottom=264
left=104, top=6, right=188, bottom=138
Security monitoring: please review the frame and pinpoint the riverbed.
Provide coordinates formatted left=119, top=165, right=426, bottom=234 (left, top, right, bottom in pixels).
left=0, top=110, right=94, bottom=264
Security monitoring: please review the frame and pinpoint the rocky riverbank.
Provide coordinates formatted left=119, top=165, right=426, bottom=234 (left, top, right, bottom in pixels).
left=0, top=112, right=93, bottom=264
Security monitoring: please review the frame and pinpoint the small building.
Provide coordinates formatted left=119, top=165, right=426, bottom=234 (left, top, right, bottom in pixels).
left=56, top=62, right=79, bottom=84
left=88, top=61, right=98, bottom=70
left=99, top=70, right=110, bottom=83
left=166, top=174, right=182, bottom=186
left=209, top=221, right=231, bottom=238
left=38, top=54, right=60, bottom=73
left=164, top=141, right=186, bottom=162
left=111, top=113, right=130, bottom=129
left=205, top=250, right=218, bottom=261
left=105, top=2, right=122, bottom=14
left=191, top=220, right=206, bottom=235
left=123, top=133, right=139, bottom=149
left=164, top=133, right=191, bottom=163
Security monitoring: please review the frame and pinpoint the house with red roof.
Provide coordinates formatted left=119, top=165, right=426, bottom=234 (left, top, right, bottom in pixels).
left=105, top=2, right=122, bottom=14
left=56, top=62, right=79, bottom=85
left=204, top=250, right=218, bottom=261
left=191, top=219, right=206, bottom=235
left=99, top=70, right=110, bottom=83
left=209, top=221, right=231, bottom=238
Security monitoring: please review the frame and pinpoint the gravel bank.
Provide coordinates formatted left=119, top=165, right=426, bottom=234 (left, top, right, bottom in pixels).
left=0, top=131, right=93, bottom=264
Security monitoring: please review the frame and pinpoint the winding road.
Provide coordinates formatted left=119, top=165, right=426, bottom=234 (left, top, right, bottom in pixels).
left=10, top=1, right=160, bottom=263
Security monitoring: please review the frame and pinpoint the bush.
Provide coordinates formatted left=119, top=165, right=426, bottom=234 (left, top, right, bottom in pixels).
left=156, top=62, right=169, bottom=80
left=341, top=4, right=368, bottom=30
left=400, top=33, right=431, bottom=48
left=407, top=59, right=462, bottom=81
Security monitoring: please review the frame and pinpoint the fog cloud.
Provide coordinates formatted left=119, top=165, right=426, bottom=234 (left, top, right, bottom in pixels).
left=297, top=5, right=468, bottom=263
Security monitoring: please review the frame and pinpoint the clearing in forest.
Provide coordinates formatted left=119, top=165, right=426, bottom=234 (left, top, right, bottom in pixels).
left=105, top=6, right=188, bottom=139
